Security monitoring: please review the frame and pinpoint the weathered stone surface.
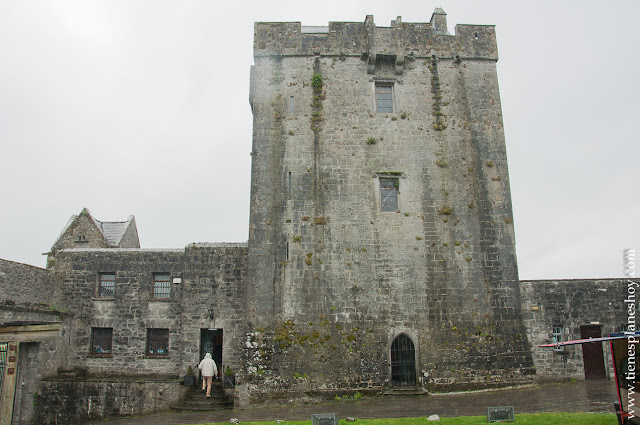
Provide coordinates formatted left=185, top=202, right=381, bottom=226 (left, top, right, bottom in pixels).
left=520, top=278, right=632, bottom=380
left=15, top=244, right=247, bottom=424
left=246, top=12, right=533, bottom=401
left=1, top=10, right=632, bottom=425
left=49, top=245, right=247, bottom=377
left=34, top=377, right=184, bottom=424
left=0, top=258, right=55, bottom=307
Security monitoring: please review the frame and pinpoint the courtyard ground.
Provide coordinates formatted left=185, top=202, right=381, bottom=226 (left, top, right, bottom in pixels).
left=95, top=380, right=618, bottom=425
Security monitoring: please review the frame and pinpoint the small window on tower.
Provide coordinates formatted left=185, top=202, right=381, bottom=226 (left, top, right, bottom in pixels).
left=375, top=84, right=394, bottom=113
left=380, top=178, right=399, bottom=212
left=289, top=96, right=295, bottom=114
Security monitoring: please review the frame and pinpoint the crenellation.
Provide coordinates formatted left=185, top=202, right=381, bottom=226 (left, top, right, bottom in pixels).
left=254, top=16, right=497, bottom=61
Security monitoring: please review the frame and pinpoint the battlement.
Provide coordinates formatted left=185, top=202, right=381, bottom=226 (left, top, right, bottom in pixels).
left=254, top=8, right=498, bottom=61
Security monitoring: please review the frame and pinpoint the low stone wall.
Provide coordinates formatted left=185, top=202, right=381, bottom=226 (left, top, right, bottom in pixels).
left=34, top=375, right=186, bottom=425
left=520, top=278, right=632, bottom=380
left=0, top=258, right=55, bottom=307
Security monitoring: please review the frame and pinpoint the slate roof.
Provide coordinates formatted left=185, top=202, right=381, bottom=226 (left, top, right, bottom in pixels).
left=97, top=220, right=129, bottom=246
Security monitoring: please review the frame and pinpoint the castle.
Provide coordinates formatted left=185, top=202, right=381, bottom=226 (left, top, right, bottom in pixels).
left=0, top=9, right=630, bottom=425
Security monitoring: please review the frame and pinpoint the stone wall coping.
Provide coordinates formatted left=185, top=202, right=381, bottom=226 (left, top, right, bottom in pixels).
left=521, top=278, right=638, bottom=283
left=187, top=242, right=248, bottom=248
left=0, top=257, right=47, bottom=271
left=42, top=374, right=179, bottom=382
left=60, top=248, right=185, bottom=253
left=0, top=300, right=68, bottom=315
left=59, top=243, right=248, bottom=253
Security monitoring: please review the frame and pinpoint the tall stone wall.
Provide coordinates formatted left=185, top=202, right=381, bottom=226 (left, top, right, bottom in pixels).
left=520, top=278, right=632, bottom=380
left=246, top=13, right=533, bottom=400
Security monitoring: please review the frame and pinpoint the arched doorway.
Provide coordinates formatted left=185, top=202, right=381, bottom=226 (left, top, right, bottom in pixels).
left=390, top=334, right=416, bottom=387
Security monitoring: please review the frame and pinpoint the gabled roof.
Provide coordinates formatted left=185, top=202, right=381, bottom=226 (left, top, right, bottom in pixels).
left=51, top=208, right=140, bottom=251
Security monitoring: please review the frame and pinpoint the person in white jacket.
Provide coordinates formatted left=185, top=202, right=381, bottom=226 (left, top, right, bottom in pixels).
left=198, top=352, right=218, bottom=397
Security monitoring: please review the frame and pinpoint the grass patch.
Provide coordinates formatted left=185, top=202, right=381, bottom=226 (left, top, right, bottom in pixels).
left=192, top=412, right=616, bottom=425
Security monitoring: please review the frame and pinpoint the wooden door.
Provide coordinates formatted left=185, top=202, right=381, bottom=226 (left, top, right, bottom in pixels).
left=580, top=325, right=606, bottom=379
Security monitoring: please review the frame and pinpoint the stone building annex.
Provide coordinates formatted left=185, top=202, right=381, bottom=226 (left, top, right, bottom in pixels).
left=0, top=9, right=631, bottom=425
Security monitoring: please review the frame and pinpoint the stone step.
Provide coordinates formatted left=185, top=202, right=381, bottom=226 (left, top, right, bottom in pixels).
left=169, top=403, right=233, bottom=412
left=170, top=386, right=234, bottom=412
left=185, top=390, right=228, bottom=398
left=185, top=393, right=229, bottom=402
left=175, top=398, right=234, bottom=407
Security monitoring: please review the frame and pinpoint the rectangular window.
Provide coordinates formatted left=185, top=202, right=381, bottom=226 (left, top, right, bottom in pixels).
left=91, top=327, right=113, bottom=355
left=552, top=326, right=564, bottom=351
left=147, top=328, right=169, bottom=356
left=98, top=273, right=115, bottom=297
left=153, top=273, right=171, bottom=299
left=289, top=96, right=295, bottom=114
left=380, top=178, right=399, bottom=212
left=375, top=84, right=393, bottom=113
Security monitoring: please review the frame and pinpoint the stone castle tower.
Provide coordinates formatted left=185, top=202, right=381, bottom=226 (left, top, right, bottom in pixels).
left=245, top=9, right=534, bottom=399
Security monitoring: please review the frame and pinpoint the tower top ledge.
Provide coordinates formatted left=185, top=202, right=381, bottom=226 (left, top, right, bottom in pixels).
left=254, top=8, right=498, bottom=60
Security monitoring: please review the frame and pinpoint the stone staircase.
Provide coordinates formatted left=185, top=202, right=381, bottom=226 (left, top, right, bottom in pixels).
left=170, top=381, right=234, bottom=411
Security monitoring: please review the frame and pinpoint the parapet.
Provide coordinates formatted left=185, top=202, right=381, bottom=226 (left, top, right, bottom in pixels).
left=254, top=8, right=498, bottom=62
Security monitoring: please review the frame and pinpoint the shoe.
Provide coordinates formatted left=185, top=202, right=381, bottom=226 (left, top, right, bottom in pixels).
left=207, top=395, right=211, bottom=398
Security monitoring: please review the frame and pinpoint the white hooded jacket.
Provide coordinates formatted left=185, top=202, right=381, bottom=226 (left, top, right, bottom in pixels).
left=198, top=353, right=218, bottom=377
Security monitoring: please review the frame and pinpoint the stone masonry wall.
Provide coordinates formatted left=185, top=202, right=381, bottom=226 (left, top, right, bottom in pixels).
left=0, top=258, right=55, bottom=309
left=35, top=377, right=183, bottom=425
left=0, top=258, right=67, bottom=425
left=51, top=245, right=247, bottom=375
left=520, top=279, right=633, bottom=380
left=247, top=13, right=533, bottom=400
left=32, top=244, right=247, bottom=423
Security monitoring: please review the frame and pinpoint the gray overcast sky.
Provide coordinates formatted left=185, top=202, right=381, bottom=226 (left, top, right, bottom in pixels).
left=0, top=0, right=638, bottom=280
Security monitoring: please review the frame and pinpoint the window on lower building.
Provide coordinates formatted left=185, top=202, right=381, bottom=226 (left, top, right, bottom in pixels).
left=147, top=328, right=169, bottom=356
left=552, top=326, right=564, bottom=351
left=91, top=327, right=113, bottom=355
left=98, top=273, right=115, bottom=297
left=380, top=178, right=399, bottom=212
left=153, top=273, right=171, bottom=299
left=375, top=84, right=393, bottom=113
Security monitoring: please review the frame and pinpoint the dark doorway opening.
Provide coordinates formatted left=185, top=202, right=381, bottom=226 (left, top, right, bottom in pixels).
left=580, top=325, right=606, bottom=379
left=391, top=334, right=416, bottom=387
left=0, top=342, right=7, bottom=395
left=200, top=328, right=223, bottom=379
